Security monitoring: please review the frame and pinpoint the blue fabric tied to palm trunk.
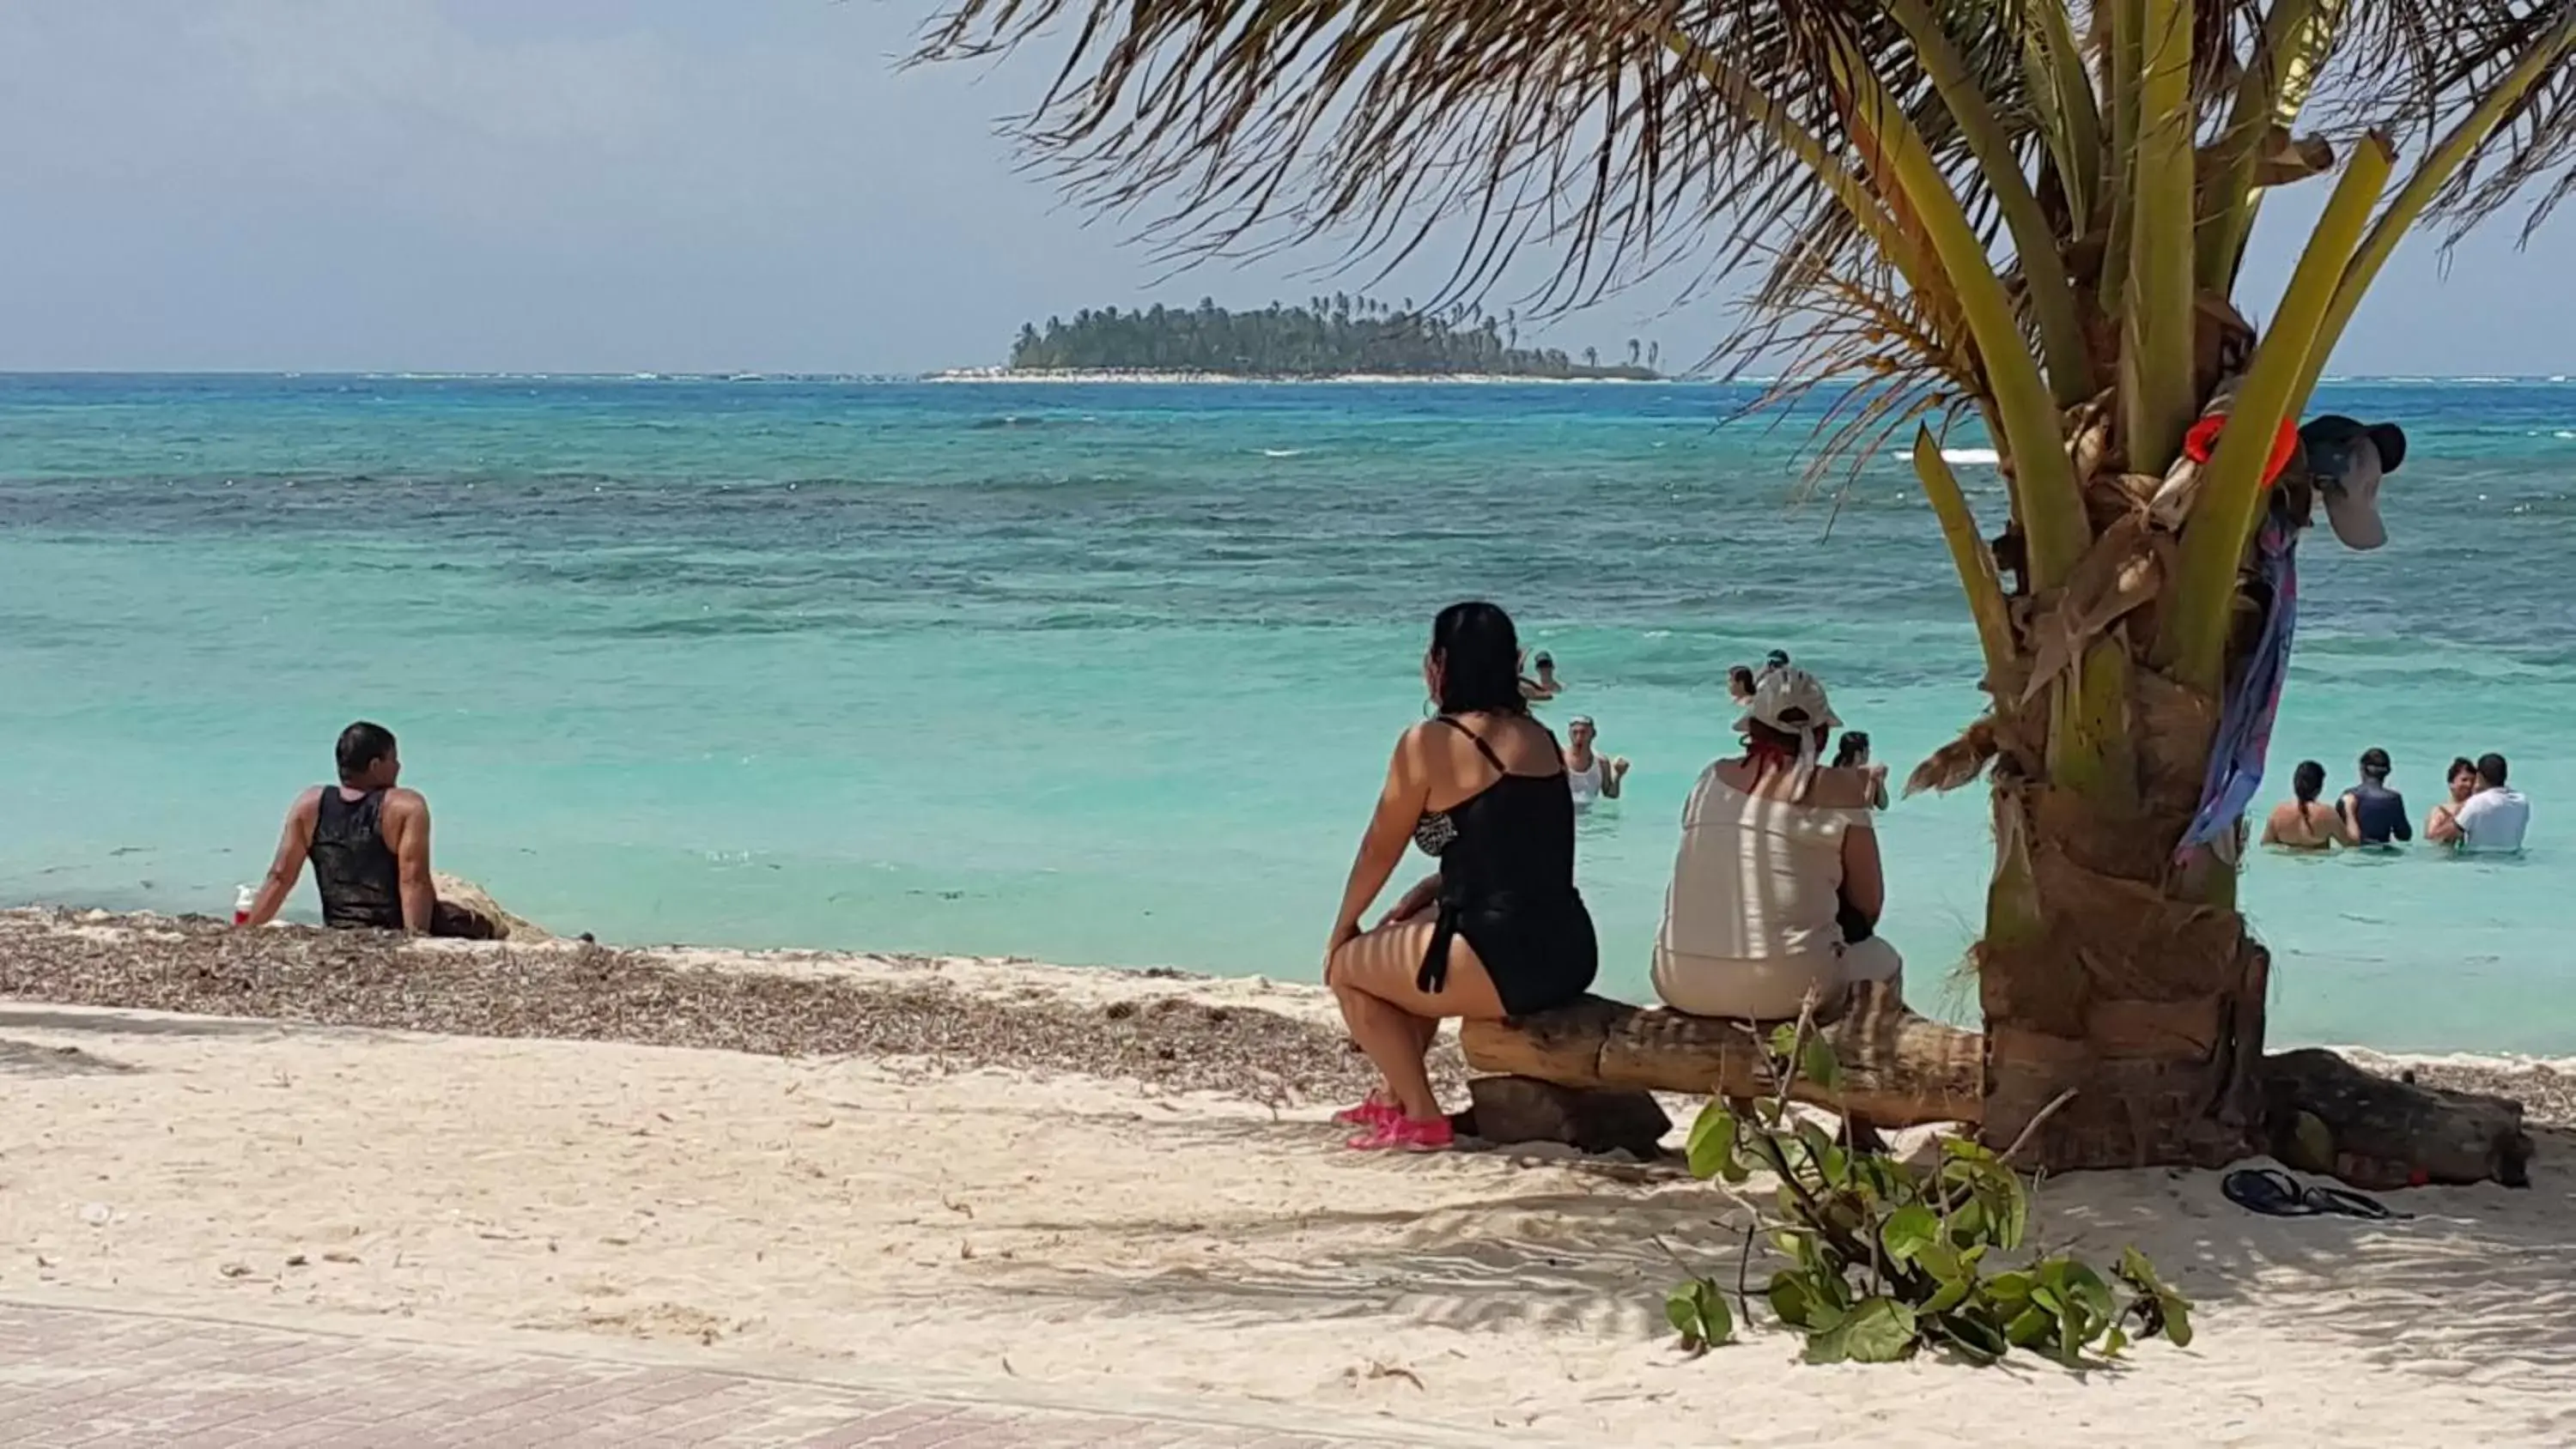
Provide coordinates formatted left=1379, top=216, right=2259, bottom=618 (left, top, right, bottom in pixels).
left=2178, top=499, right=2301, bottom=857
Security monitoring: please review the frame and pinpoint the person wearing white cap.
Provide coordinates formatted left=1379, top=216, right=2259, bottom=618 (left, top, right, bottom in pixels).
left=1651, top=666, right=1904, bottom=1021
left=1562, top=715, right=1629, bottom=808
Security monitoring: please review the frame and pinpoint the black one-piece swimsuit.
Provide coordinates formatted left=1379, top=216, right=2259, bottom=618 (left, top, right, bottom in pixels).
left=1410, top=717, right=1599, bottom=1016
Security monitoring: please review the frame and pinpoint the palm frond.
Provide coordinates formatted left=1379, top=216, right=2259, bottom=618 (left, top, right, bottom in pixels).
left=913, top=0, right=2039, bottom=382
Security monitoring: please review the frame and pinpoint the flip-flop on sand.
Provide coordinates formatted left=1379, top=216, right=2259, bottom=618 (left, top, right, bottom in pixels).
left=2222, top=1167, right=2410, bottom=1221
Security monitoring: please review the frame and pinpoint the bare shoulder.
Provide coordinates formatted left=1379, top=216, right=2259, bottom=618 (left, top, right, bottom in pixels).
left=381, top=787, right=432, bottom=821
left=1397, top=718, right=1449, bottom=756
left=286, top=786, right=325, bottom=823
left=1809, top=767, right=1875, bottom=812
left=1487, top=712, right=1564, bottom=770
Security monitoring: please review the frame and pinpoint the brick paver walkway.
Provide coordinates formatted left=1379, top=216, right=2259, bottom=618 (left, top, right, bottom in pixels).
left=0, top=1301, right=1388, bottom=1447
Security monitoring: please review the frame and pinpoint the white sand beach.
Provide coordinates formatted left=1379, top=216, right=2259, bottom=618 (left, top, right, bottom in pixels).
left=3, top=912, right=2573, bottom=1446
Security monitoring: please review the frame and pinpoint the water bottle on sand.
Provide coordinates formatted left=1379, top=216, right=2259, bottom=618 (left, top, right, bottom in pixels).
left=233, top=884, right=255, bottom=926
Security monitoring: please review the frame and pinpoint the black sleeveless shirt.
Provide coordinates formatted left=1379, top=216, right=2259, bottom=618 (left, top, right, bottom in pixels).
left=1406, top=716, right=1596, bottom=1014
left=311, top=788, right=404, bottom=930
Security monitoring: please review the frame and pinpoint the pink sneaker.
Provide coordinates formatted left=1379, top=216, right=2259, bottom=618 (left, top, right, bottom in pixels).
left=1346, top=1114, right=1455, bottom=1152
left=1333, top=1094, right=1400, bottom=1128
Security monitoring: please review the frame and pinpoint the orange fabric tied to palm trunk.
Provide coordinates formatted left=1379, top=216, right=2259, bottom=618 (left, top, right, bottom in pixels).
left=2183, top=413, right=2300, bottom=488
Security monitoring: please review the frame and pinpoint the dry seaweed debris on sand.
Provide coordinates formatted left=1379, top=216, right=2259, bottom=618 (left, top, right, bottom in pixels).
left=0, top=911, right=1465, bottom=1106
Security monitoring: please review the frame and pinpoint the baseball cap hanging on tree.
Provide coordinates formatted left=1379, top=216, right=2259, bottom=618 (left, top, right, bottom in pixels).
left=2295, top=415, right=2404, bottom=551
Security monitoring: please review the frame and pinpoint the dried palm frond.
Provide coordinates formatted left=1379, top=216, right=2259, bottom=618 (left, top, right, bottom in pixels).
left=1907, top=715, right=2003, bottom=797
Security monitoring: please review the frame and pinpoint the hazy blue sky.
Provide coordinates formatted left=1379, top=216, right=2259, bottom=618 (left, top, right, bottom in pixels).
left=7, top=0, right=2576, bottom=374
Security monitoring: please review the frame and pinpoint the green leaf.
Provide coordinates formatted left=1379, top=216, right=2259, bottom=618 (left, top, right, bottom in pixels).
left=1698, top=1288, right=1735, bottom=1347
left=1985, top=1270, right=2032, bottom=1307
left=1794, top=1120, right=1832, bottom=1168
left=1838, top=1296, right=1921, bottom=1363
left=2103, top=1322, right=2130, bottom=1357
left=1915, top=1240, right=1966, bottom=1284
left=2029, top=1284, right=2063, bottom=1314
left=1938, top=1311, right=2008, bottom=1365
left=1769, top=1023, right=1801, bottom=1061
left=1996, top=1178, right=2030, bottom=1250
left=1880, top=1204, right=1940, bottom=1264
left=1685, top=1101, right=1739, bottom=1182
left=1949, top=1197, right=1989, bottom=1246
left=2116, top=1246, right=2165, bottom=1294
left=1768, top=1271, right=1816, bottom=1329
left=1814, top=1264, right=1854, bottom=1313
left=1800, top=1036, right=1841, bottom=1091
left=1664, top=1278, right=1734, bottom=1349
left=2005, top=1305, right=2054, bottom=1348
left=2160, top=1293, right=2195, bottom=1348
left=2066, top=1263, right=2117, bottom=1325
left=1802, top=1320, right=1851, bottom=1366
left=1665, top=1284, right=1700, bottom=1338
left=1923, top=1275, right=1974, bottom=1316
left=1856, top=1156, right=1911, bottom=1203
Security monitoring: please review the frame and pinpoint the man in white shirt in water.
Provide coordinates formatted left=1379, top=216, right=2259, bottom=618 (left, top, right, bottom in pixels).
left=2431, top=752, right=2530, bottom=854
left=1562, top=716, right=1629, bottom=808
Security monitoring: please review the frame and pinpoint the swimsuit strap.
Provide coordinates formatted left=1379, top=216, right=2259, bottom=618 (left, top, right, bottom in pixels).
left=1433, top=715, right=1511, bottom=777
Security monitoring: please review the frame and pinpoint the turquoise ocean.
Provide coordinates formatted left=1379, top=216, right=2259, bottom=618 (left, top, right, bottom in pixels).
left=3, top=374, right=2568, bottom=1053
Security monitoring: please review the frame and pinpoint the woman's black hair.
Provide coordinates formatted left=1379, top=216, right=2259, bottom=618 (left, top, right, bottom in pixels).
left=1834, top=731, right=1871, bottom=767
left=2448, top=755, right=2477, bottom=782
left=2293, top=760, right=2326, bottom=804
left=1728, top=664, right=1754, bottom=690
left=1431, top=601, right=1528, bottom=716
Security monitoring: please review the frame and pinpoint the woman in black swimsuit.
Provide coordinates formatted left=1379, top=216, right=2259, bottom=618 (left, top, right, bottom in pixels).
left=1324, top=602, right=1599, bottom=1150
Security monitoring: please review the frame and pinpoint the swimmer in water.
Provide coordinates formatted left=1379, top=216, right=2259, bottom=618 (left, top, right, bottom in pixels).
left=1563, top=715, right=1629, bottom=808
left=2336, top=747, right=2411, bottom=846
left=1520, top=651, right=1564, bottom=701
left=2261, top=760, right=2354, bottom=851
left=1834, top=730, right=1890, bottom=811
left=1727, top=665, right=1756, bottom=707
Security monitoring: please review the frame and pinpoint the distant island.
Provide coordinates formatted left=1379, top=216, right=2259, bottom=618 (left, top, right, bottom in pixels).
left=987, top=295, right=1660, bottom=380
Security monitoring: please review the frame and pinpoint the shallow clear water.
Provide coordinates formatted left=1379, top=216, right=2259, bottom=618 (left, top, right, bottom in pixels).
left=3, top=373, right=2570, bottom=1052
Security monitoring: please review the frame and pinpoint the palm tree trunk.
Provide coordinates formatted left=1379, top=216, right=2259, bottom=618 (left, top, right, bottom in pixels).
left=1978, top=646, right=2532, bottom=1184
left=1977, top=668, right=2271, bottom=1168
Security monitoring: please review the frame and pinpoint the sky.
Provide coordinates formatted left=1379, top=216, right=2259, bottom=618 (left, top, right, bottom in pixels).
left=6, top=0, right=2576, bottom=376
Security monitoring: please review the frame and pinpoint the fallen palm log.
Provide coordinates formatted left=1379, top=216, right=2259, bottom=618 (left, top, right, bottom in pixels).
left=1459, top=985, right=1983, bottom=1129
left=2258, top=1047, right=2533, bottom=1189
left=1462, top=992, right=2536, bottom=1188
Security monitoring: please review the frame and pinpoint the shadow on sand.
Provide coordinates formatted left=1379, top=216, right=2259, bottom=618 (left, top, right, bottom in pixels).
left=959, top=1113, right=2576, bottom=1379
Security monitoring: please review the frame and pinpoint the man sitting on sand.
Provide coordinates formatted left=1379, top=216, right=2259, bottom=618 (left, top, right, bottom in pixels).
left=238, top=721, right=499, bottom=937
left=2430, top=753, right=2530, bottom=855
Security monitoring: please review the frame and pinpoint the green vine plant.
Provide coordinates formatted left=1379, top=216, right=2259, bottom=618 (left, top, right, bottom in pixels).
left=1664, top=1014, right=2192, bottom=1367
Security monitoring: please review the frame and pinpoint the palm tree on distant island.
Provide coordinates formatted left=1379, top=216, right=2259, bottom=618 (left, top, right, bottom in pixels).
left=918, top=0, right=2576, bottom=1180
left=1004, top=296, right=1655, bottom=379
